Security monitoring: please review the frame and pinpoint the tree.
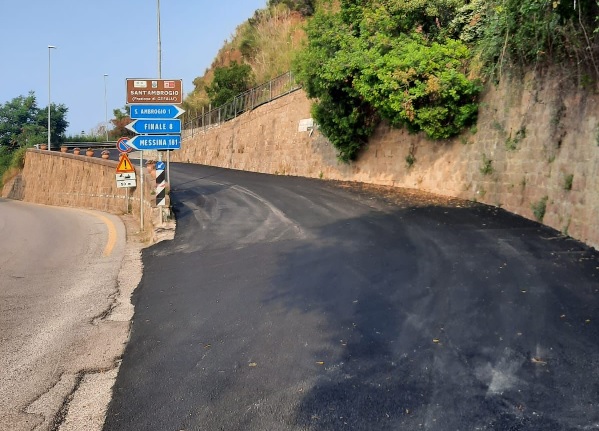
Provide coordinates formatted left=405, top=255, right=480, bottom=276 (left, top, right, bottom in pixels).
left=109, top=106, right=135, bottom=139
left=0, top=92, right=68, bottom=150
left=36, top=103, right=69, bottom=147
left=294, top=11, right=379, bottom=162
left=0, top=92, right=68, bottom=176
left=205, top=61, right=255, bottom=107
left=0, top=93, right=39, bottom=150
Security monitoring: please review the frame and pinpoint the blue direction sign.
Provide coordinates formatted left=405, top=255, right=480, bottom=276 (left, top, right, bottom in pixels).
left=126, top=119, right=181, bottom=134
left=127, top=135, right=181, bottom=150
left=129, top=104, right=185, bottom=119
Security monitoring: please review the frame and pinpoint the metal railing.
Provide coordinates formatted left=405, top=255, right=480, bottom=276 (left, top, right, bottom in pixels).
left=182, top=71, right=301, bottom=137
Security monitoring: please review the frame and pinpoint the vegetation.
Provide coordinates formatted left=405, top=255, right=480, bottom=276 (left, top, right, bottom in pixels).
left=109, top=106, right=135, bottom=139
left=63, top=133, right=105, bottom=143
left=0, top=92, right=68, bottom=179
left=564, top=173, right=574, bottom=191
left=206, top=61, right=255, bottom=107
left=505, top=126, right=526, bottom=151
left=183, top=2, right=308, bottom=123
left=531, top=195, right=549, bottom=222
left=289, top=0, right=599, bottom=162
left=293, top=0, right=482, bottom=161
left=480, top=153, right=494, bottom=175
left=267, top=0, right=315, bottom=16
left=178, top=0, right=599, bottom=162
left=476, top=0, right=599, bottom=82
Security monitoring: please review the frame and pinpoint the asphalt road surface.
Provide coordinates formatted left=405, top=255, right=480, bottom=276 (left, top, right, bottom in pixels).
left=104, top=164, right=599, bottom=431
left=0, top=199, right=131, bottom=431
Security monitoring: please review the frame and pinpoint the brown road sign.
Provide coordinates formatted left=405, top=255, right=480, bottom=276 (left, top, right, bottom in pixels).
left=126, top=79, right=183, bottom=104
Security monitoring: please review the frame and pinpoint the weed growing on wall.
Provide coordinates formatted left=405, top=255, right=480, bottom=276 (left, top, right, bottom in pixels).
left=531, top=195, right=549, bottom=222
left=480, top=153, right=494, bottom=175
left=563, top=174, right=574, bottom=191
left=505, top=126, right=526, bottom=151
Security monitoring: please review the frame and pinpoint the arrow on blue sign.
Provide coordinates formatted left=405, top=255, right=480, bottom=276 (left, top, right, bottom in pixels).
left=127, top=135, right=181, bottom=150
left=126, top=119, right=181, bottom=134
left=129, top=104, right=185, bottom=120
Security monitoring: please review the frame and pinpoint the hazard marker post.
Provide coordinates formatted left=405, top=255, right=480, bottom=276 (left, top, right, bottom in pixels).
left=155, top=161, right=166, bottom=206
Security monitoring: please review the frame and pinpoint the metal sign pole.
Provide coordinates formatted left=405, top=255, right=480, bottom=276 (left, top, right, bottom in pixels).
left=140, top=151, right=144, bottom=231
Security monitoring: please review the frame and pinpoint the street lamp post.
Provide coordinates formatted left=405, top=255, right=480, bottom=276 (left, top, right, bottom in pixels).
left=157, top=0, right=162, bottom=79
left=103, top=74, right=109, bottom=141
left=48, top=45, right=57, bottom=150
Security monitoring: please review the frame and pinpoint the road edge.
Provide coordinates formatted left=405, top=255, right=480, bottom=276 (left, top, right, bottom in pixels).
left=55, top=214, right=175, bottom=431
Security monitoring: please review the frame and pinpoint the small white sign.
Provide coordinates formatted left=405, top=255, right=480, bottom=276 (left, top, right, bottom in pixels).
left=116, top=172, right=136, bottom=180
left=116, top=173, right=136, bottom=188
left=298, top=118, right=314, bottom=132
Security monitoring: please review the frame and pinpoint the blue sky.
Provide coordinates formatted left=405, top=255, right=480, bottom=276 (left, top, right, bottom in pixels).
left=0, top=0, right=267, bottom=136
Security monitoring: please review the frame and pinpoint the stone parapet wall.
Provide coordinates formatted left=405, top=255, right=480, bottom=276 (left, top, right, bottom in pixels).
left=173, top=72, right=599, bottom=250
left=2, top=150, right=158, bottom=235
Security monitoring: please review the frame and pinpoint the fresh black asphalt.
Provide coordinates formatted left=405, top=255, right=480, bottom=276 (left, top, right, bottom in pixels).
left=104, top=163, right=599, bottom=431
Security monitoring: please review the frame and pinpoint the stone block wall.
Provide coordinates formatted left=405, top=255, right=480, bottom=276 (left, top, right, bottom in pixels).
left=2, top=150, right=158, bottom=234
left=173, top=71, right=599, bottom=250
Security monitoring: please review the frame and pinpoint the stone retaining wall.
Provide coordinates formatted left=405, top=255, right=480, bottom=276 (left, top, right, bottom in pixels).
left=2, top=150, right=159, bottom=235
left=173, top=71, right=599, bottom=250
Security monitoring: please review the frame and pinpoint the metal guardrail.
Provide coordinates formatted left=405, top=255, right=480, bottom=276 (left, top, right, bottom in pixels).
left=61, top=142, right=117, bottom=148
left=182, top=71, right=301, bottom=137
left=36, top=142, right=117, bottom=150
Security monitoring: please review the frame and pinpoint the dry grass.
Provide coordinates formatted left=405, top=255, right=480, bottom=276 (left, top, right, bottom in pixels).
left=332, top=180, right=476, bottom=209
left=184, top=5, right=307, bottom=114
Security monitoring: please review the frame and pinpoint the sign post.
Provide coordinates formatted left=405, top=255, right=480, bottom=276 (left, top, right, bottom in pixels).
left=126, top=78, right=184, bottom=224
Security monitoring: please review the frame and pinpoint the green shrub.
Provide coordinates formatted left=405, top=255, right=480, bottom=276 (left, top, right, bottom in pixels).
left=294, top=1, right=481, bottom=161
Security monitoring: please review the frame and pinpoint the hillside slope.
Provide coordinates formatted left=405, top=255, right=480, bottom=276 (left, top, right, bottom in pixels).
left=183, top=3, right=309, bottom=120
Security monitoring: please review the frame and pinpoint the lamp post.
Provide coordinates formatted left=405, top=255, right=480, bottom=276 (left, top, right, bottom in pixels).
left=157, top=0, right=161, bottom=79
left=48, top=45, right=57, bottom=150
left=103, top=73, right=109, bottom=141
